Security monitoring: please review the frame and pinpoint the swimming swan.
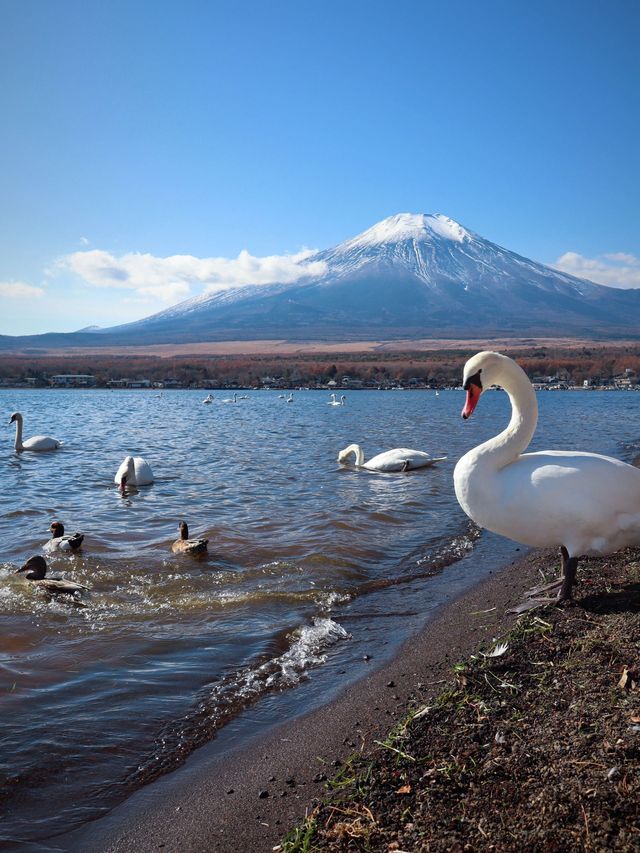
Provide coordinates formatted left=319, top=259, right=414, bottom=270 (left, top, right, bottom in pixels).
left=453, top=351, right=640, bottom=601
left=338, top=443, right=447, bottom=472
left=114, top=455, right=154, bottom=488
left=203, top=394, right=214, bottom=404
left=44, top=521, right=84, bottom=553
left=171, top=521, right=208, bottom=555
left=16, top=555, right=90, bottom=595
left=9, top=412, right=61, bottom=452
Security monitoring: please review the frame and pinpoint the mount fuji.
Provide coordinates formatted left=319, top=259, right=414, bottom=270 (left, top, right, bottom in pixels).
left=3, top=213, right=640, bottom=348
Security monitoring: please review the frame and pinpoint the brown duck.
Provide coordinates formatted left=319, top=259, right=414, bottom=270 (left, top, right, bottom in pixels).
left=171, top=521, right=208, bottom=555
left=16, top=555, right=90, bottom=595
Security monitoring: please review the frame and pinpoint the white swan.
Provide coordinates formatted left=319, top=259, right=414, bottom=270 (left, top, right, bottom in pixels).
left=222, top=393, right=237, bottom=404
left=9, top=412, right=61, bottom=452
left=203, top=394, right=214, bottom=404
left=286, top=393, right=294, bottom=403
left=453, top=351, right=640, bottom=601
left=338, top=443, right=447, bottom=472
left=114, top=455, right=154, bottom=488
left=328, top=393, right=344, bottom=406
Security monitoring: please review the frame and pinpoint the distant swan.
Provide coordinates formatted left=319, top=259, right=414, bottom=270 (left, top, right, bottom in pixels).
left=222, top=393, right=237, bottom=403
left=16, top=555, right=90, bottom=596
left=454, top=350, right=640, bottom=601
left=338, top=443, right=447, bottom=472
left=114, top=455, right=154, bottom=488
left=172, top=521, right=208, bottom=555
left=203, top=394, right=214, bottom=404
left=328, top=393, right=342, bottom=406
left=44, top=521, right=84, bottom=553
left=286, top=393, right=294, bottom=403
left=9, top=412, right=61, bottom=452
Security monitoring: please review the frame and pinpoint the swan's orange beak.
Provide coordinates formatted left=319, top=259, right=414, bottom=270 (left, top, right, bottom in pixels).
left=462, top=384, right=481, bottom=419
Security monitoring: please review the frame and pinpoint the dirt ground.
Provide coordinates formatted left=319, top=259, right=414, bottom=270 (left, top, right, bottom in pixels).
left=282, top=548, right=640, bottom=852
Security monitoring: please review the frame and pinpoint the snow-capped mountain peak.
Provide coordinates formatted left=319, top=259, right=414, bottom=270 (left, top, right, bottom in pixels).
left=343, top=213, right=472, bottom=248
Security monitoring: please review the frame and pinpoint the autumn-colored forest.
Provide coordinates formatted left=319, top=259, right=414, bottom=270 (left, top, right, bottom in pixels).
left=2, top=345, right=640, bottom=387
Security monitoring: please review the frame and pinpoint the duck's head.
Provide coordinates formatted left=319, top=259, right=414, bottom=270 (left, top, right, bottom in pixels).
left=9, top=412, right=22, bottom=425
left=179, top=521, right=189, bottom=540
left=50, top=521, right=65, bottom=537
left=16, top=555, right=47, bottom=580
left=461, top=351, right=509, bottom=419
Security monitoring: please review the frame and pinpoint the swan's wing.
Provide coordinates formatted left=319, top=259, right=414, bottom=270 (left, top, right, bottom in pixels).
left=491, top=451, right=640, bottom=552
left=365, top=448, right=436, bottom=471
left=133, top=457, right=154, bottom=485
left=23, top=435, right=60, bottom=450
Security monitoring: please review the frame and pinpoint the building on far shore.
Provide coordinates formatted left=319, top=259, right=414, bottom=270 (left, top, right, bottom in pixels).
left=51, top=374, right=96, bottom=387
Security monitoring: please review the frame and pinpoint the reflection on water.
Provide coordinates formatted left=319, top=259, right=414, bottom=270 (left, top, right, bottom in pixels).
left=0, top=387, right=637, bottom=844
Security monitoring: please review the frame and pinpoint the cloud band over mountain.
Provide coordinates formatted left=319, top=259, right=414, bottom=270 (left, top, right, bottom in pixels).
left=56, top=247, right=328, bottom=302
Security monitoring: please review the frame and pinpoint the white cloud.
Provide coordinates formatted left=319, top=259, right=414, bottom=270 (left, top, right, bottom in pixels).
left=79, top=236, right=90, bottom=246
left=55, top=247, right=328, bottom=304
left=553, top=251, right=640, bottom=290
left=0, top=280, right=45, bottom=298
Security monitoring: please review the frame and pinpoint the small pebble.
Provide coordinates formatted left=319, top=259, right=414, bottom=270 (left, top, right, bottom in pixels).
left=259, top=790, right=269, bottom=798
left=226, top=788, right=234, bottom=795
left=387, top=680, right=395, bottom=688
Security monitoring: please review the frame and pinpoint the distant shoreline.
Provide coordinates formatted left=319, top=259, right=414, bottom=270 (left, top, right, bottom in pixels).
left=1, top=339, right=639, bottom=392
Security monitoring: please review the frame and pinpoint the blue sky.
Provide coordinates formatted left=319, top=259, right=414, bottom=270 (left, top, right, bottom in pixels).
left=1, top=0, right=638, bottom=335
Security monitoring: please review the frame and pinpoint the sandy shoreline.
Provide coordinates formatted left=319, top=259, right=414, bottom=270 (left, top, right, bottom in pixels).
left=55, top=548, right=550, bottom=853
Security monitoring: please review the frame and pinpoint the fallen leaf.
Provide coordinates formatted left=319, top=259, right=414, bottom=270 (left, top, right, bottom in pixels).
left=619, top=668, right=629, bottom=690
left=396, top=784, right=412, bottom=795
left=630, top=714, right=640, bottom=723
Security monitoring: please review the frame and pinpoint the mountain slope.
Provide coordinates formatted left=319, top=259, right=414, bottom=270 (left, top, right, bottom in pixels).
left=2, top=213, right=639, bottom=348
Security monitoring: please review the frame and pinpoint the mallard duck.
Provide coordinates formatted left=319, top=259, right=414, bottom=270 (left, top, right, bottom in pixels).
left=44, top=521, right=84, bottom=553
left=15, top=555, right=90, bottom=595
left=171, top=521, right=208, bottom=555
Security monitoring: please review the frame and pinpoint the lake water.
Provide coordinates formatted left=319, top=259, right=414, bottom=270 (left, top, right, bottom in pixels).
left=1, top=387, right=638, bottom=848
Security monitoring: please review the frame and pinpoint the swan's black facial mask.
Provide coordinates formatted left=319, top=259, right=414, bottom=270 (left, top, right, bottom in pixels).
left=463, top=370, right=483, bottom=392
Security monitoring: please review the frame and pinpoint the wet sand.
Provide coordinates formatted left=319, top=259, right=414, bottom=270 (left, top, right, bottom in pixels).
left=57, top=548, right=550, bottom=853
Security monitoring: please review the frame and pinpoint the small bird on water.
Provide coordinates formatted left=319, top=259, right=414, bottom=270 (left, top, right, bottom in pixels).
left=15, top=555, right=90, bottom=596
left=44, top=521, right=84, bottom=553
left=171, top=521, right=209, bottom=555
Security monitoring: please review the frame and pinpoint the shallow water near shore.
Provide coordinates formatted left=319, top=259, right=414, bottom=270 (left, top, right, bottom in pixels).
left=1, top=387, right=638, bottom=847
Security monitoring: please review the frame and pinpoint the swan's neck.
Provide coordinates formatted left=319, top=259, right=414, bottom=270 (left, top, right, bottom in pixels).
left=476, top=365, right=538, bottom=469
left=14, top=418, right=23, bottom=450
left=350, top=444, right=364, bottom=466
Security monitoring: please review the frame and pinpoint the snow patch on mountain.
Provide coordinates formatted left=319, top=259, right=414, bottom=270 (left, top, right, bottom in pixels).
left=344, top=213, right=472, bottom=247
